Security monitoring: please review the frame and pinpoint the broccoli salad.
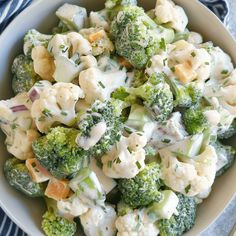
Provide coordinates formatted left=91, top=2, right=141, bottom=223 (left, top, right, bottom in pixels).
left=1, top=0, right=236, bottom=235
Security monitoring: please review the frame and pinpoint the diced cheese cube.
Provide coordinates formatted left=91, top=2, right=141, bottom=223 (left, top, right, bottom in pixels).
left=45, top=178, right=70, bottom=201
left=174, top=62, right=197, bottom=84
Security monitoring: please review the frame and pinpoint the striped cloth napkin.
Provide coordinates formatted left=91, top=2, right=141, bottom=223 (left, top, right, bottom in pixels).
left=0, top=0, right=229, bottom=236
left=0, top=0, right=32, bottom=33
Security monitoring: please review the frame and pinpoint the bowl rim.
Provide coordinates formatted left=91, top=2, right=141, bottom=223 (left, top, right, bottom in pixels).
left=0, top=0, right=235, bottom=235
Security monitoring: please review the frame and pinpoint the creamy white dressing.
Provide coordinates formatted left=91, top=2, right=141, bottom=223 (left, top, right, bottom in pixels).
left=77, top=121, right=107, bottom=150
left=89, top=158, right=117, bottom=194
left=148, top=112, right=187, bottom=149
left=57, top=196, right=89, bottom=218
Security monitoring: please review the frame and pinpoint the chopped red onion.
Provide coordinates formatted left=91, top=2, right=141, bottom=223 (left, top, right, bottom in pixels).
left=29, top=89, right=39, bottom=102
left=10, top=105, right=28, bottom=112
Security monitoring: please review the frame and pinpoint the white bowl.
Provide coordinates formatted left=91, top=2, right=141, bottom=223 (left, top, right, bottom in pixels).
left=0, top=0, right=235, bottom=235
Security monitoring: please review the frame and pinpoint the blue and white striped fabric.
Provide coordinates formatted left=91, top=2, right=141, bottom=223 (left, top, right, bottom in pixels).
left=0, top=212, right=26, bottom=236
left=0, top=0, right=32, bottom=34
left=0, top=0, right=229, bottom=235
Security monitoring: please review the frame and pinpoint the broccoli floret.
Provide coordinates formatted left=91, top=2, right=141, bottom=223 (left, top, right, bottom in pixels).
left=23, top=29, right=52, bottom=57
left=117, top=200, right=133, bottom=216
left=129, top=73, right=174, bottom=122
left=217, top=119, right=236, bottom=139
left=110, top=6, right=174, bottom=68
left=77, top=100, right=122, bottom=158
left=42, top=198, right=76, bottom=236
left=11, top=54, right=40, bottom=94
left=105, top=0, right=137, bottom=9
left=4, top=157, right=45, bottom=197
left=32, top=127, right=89, bottom=179
left=166, top=77, right=202, bottom=108
left=183, top=107, right=209, bottom=135
left=211, top=140, right=236, bottom=176
left=118, top=163, right=163, bottom=208
left=157, top=193, right=197, bottom=236
left=42, top=211, right=76, bottom=236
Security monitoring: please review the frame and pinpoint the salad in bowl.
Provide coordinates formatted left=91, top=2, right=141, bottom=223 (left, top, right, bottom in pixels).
left=0, top=0, right=235, bottom=235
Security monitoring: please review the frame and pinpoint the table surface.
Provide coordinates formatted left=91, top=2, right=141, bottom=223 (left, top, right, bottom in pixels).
left=0, top=0, right=236, bottom=236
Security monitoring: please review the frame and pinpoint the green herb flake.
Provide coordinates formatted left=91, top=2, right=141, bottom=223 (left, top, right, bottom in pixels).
left=159, top=38, right=166, bottom=51
left=127, top=147, right=132, bottom=154
left=185, top=184, right=191, bottom=194
left=11, top=123, right=18, bottom=130
left=115, top=157, right=121, bottom=164
left=221, top=69, right=229, bottom=75
left=163, top=58, right=168, bottom=66
left=171, top=67, right=176, bottom=72
left=162, top=139, right=171, bottom=143
left=136, top=161, right=142, bottom=169
left=42, top=108, right=53, bottom=117
left=124, top=127, right=133, bottom=134
left=107, top=160, right=113, bottom=168
left=61, top=111, right=68, bottom=116
left=191, top=51, right=196, bottom=57
left=98, top=81, right=105, bottom=89
left=32, top=162, right=36, bottom=168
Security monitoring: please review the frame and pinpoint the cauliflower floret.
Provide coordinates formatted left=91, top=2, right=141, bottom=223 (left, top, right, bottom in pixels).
left=116, top=209, right=159, bottom=236
left=80, top=27, right=114, bottom=56
left=47, top=32, right=93, bottom=83
left=57, top=195, right=89, bottom=219
left=169, top=40, right=212, bottom=83
left=148, top=112, right=187, bottom=149
left=31, top=45, right=55, bottom=81
left=47, top=34, right=70, bottom=57
left=67, top=32, right=92, bottom=56
left=30, top=81, right=84, bottom=133
left=208, top=45, right=233, bottom=80
left=80, top=204, right=117, bottom=236
left=204, top=69, right=236, bottom=118
left=48, top=32, right=92, bottom=57
left=154, top=0, right=188, bottom=32
left=160, top=145, right=217, bottom=196
left=79, top=65, right=127, bottom=104
left=0, top=93, right=40, bottom=160
left=102, top=132, right=147, bottom=179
